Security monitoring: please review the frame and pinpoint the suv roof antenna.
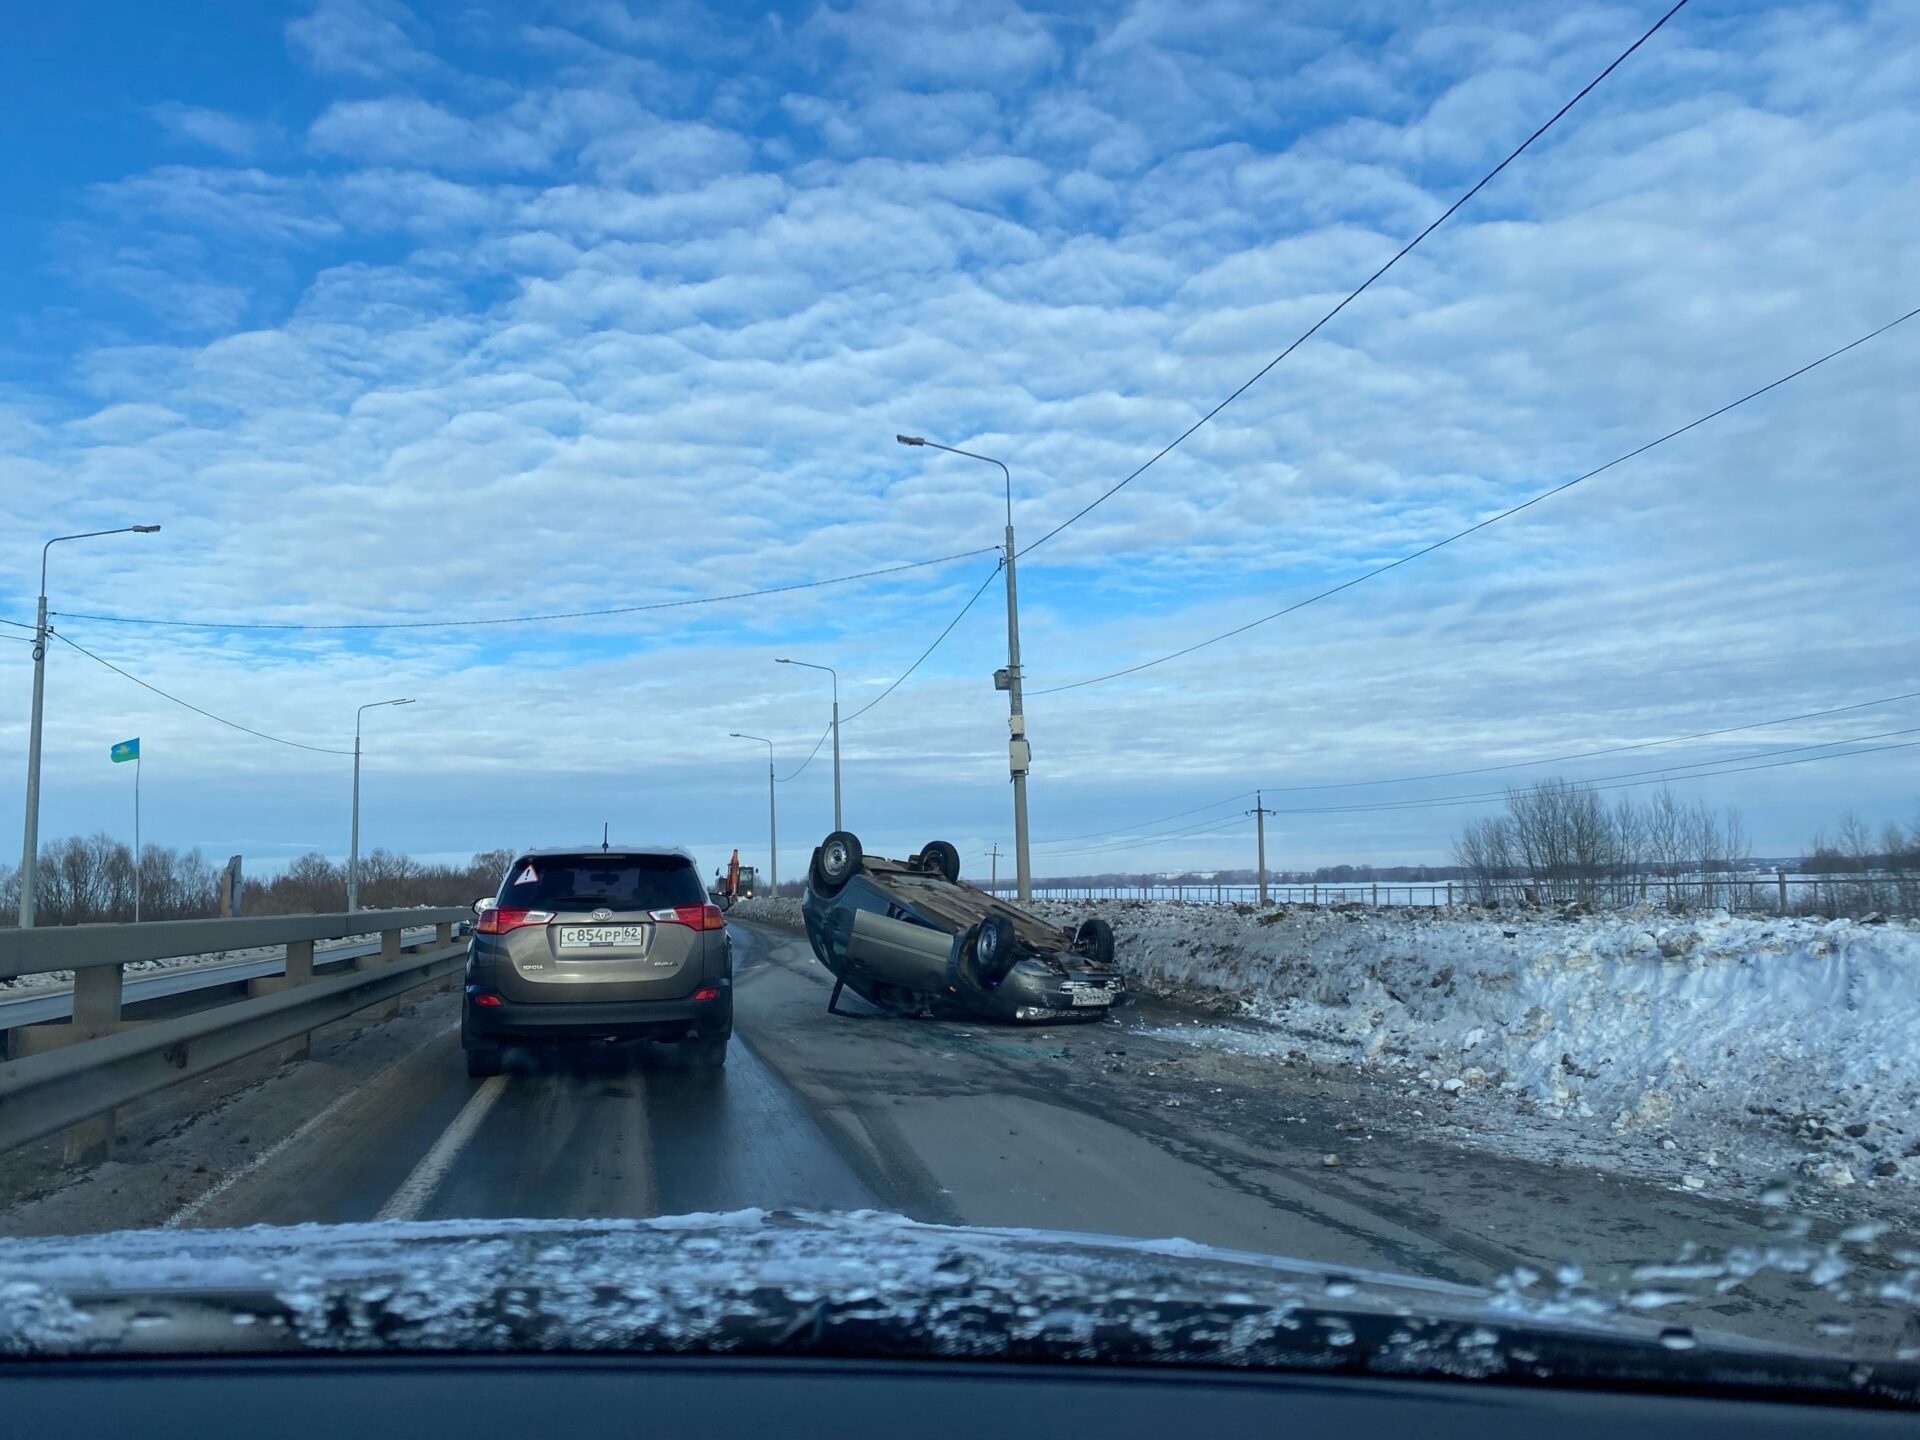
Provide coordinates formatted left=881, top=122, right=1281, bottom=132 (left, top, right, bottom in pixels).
left=602, top=821, right=610, bottom=853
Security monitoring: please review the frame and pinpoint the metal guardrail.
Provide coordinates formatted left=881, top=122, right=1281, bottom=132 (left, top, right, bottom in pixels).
left=0, top=930, right=434, bottom=1030
left=0, top=909, right=461, bottom=977
left=0, top=908, right=468, bottom=1163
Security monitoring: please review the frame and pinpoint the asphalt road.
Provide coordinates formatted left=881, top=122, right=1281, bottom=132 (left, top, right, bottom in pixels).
left=1, top=919, right=1909, bottom=1356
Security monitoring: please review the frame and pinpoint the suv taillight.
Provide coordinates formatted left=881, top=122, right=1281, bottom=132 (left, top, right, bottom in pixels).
left=476, top=907, right=553, bottom=935
left=660, top=904, right=726, bottom=931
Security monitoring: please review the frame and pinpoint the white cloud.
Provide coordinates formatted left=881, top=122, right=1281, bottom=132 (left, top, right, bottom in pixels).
left=5, top=0, right=1918, bottom=875
left=149, top=104, right=276, bottom=160
left=287, top=0, right=438, bottom=80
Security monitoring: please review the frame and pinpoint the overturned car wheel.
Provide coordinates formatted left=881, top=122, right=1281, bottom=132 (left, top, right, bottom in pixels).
left=1073, top=916, right=1115, bottom=967
left=914, top=839, right=961, bottom=885
left=973, top=914, right=1018, bottom=986
left=812, top=830, right=864, bottom=895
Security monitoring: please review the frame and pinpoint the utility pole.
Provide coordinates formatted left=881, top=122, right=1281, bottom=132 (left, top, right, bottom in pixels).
left=350, top=697, right=414, bottom=911
left=988, top=844, right=1002, bottom=896
left=19, top=524, right=162, bottom=928
left=897, top=434, right=1030, bottom=900
left=776, top=659, right=840, bottom=830
left=1249, top=791, right=1276, bottom=904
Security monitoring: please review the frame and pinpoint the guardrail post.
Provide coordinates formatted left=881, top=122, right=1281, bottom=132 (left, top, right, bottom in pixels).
left=436, top=921, right=453, bottom=945
left=63, top=964, right=124, bottom=1164
left=364, top=926, right=406, bottom=1017
left=1777, top=868, right=1789, bottom=913
left=275, top=939, right=318, bottom=1062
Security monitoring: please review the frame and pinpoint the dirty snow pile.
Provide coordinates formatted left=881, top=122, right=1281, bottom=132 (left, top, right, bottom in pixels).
left=728, top=896, right=804, bottom=931
left=1043, top=900, right=1920, bottom=1190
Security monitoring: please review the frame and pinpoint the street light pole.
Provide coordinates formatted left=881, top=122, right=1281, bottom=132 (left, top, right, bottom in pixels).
left=349, top=698, right=414, bottom=912
left=18, top=524, right=162, bottom=928
left=776, top=658, right=840, bottom=831
left=897, top=435, right=1031, bottom=901
left=730, top=733, right=777, bottom=894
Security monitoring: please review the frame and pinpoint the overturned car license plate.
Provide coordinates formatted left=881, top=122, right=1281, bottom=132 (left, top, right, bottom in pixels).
left=559, top=924, right=649, bottom=948
left=1064, top=982, right=1117, bottom=1007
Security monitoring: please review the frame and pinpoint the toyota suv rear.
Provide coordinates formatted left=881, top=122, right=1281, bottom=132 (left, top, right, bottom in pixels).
left=461, top=846, right=732, bottom=1076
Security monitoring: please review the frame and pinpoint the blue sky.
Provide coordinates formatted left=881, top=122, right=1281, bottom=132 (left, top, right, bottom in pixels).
left=2, top=0, right=1916, bottom=884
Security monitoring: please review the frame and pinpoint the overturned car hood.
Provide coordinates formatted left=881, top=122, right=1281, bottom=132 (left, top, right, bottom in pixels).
left=0, top=1210, right=1913, bottom=1405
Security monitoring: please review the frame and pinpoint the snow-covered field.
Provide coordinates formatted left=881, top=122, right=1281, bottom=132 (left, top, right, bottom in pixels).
left=728, top=892, right=1920, bottom=1209
left=1035, top=899, right=1920, bottom=1205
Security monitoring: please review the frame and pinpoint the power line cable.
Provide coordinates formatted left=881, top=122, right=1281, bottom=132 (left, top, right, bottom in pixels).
left=1030, top=739, right=1920, bottom=862
left=1034, top=306, right=1920, bottom=695
left=840, top=560, right=1005, bottom=725
left=51, top=631, right=356, bottom=756
left=52, top=546, right=999, bottom=632
left=761, top=558, right=1004, bottom=780
left=1270, top=735, right=1920, bottom=817
left=1262, top=725, right=1920, bottom=817
left=1017, top=0, right=1692, bottom=558
left=779, top=722, right=834, bottom=784
left=1031, top=719, right=1920, bottom=857
left=1257, top=689, right=1920, bottom=794
left=1027, top=689, right=1919, bottom=849
left=1031, top=790, right=1258, bottom=847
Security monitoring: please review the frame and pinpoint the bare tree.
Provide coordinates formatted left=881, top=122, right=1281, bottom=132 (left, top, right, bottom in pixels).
left=1451, top=816, right=1514, bottom=904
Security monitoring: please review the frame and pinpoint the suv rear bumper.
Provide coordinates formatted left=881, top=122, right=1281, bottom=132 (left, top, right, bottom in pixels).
left=464, top=986, right=731, bottom=1044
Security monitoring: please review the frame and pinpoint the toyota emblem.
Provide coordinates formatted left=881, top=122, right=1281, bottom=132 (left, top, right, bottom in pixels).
left=591, top=908, right=613, bottom=921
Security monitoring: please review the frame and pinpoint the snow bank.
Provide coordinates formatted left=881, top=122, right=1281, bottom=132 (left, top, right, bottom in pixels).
left=729, top=897, right=803, bottom=932
left=1043, top=900, right=1920, bottom=1186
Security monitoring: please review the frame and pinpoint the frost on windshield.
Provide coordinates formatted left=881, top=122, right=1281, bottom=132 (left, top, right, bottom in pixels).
left=0, top=1211, right=1915, bottom=1403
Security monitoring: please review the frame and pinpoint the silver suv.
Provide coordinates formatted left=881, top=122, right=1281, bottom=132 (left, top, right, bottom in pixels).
left=461, top=846, right=732, bottom=1076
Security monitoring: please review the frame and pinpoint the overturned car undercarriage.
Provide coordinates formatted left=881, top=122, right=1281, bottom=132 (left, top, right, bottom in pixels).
left=800, top=830, right=1127, bottom=1024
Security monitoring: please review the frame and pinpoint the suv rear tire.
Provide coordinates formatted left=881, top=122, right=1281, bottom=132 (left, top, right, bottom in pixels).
left=465, top=1043, right=504, bottom=1078
left=684, top=1034, right=729, bottom=1069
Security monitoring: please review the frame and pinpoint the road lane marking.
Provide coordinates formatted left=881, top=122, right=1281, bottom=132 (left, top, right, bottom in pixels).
left=374, top=1074, right=508, bottom=1221
left=165, top=1020, right=459, bottom=1230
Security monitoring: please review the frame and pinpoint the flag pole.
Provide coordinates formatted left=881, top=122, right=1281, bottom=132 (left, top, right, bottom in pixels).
left=134, top=749, right=141, bottom=923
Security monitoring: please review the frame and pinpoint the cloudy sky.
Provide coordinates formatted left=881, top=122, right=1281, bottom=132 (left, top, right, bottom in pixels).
left=1, top=0, right=1915, bottom=885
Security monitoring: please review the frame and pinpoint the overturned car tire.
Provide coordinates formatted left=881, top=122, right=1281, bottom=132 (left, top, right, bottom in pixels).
left=914, top=839, right=961, bottom=885
left=812, top=830, right=864, bottom=895
left=1074, top=916, right=1115, bottom=968
left=973, top=914, right=1018, bottom=986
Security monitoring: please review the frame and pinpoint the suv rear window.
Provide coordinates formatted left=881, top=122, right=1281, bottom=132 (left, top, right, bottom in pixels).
left=497, top=854, right=705, bottom=912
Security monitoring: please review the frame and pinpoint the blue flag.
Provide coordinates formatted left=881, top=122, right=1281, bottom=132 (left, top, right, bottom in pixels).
left=111, top=738, right=140, bottom=763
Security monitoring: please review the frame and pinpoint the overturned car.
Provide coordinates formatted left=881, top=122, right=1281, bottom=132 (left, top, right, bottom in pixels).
left=801, top=830, right=1126, bottom=1024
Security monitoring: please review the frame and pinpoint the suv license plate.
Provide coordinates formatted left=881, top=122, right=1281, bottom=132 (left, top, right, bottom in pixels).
left=1068, top=989, right=1110, bottom=1007
left=559, top=924, right=649, bottom=948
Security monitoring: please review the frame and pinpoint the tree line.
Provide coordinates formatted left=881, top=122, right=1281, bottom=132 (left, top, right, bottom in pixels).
left=0, top=837, right=515, bottom=927
left=1451, top=779, right=1919, bottom=915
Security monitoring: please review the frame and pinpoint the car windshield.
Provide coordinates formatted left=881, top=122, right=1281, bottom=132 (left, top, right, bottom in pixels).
left=2, top=0, right=1918, bottom=1410
left=499, top=856, right=705, bottom=911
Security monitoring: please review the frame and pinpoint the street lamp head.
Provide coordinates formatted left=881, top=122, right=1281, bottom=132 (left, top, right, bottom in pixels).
left=775, top=657, right=793, bottom=665
left=131, top=525, right=162, bottom=534
left=895, top=434, right=925, bottom=446
left=393, top=698, right=415, bottom=707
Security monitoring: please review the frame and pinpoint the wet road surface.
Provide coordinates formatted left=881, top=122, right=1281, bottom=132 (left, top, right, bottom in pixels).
left=2, top=920, right=1911, bottom=1356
